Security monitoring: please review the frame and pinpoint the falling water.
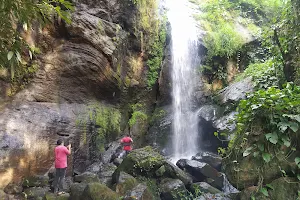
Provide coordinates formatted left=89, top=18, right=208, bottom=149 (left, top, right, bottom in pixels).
left=167, top=0, right=201, bottom=160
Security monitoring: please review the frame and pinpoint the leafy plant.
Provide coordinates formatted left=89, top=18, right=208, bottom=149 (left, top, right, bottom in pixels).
left=0, top=0, right=74, bottom=79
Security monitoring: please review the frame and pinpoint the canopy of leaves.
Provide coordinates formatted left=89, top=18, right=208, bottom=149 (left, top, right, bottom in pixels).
left=0, top=0, right=73, bottom=78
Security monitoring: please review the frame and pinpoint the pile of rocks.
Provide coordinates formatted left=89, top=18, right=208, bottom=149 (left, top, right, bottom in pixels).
left=1, top=147, right=239, bottom=200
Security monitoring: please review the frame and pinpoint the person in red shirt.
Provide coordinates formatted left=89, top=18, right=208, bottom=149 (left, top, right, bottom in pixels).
left=53, top=139, right=71, bottom=195
left=120, top=134, right=133, bottom=157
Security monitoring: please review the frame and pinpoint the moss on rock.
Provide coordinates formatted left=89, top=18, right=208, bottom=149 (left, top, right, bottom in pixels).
left=82, top=183, right=120, bottom=200
left=115, top=146, right=165, bottom=177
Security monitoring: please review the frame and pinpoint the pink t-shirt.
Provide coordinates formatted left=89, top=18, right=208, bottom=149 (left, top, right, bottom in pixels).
left=55, top=146, right=70, bottom=168
left=121, top=137, right=133, bottom=151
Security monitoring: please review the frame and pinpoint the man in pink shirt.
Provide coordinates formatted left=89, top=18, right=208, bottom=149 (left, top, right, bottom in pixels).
left=53, top=139, right=71, bottom=194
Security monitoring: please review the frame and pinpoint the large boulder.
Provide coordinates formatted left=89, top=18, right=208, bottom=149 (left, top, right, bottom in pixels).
left=215, top=77, right=253, bottom=104
left=240, top=177, right=300, bottom=200
left=197, top=105, right=224, bottom=122
left=102, top=141, right=122, bottom=164
left=82, top=182, right=120, bottom=200
left=74, top=172, right=99, bottom=183
left=98, top=163, right=117, bottom=186
left=44, top=192, right=70, bottom=200
left=213, top=112, right=237, bottom=133
left=24, top=187, right=48, bottom=199
left=114, top=146, right=165, bottom=177
left=192, top=152, right=222, bottom=171
left=147, top=107, right=173, bottom=155
left=22, top=175, right=49, bottom=188
left=160, top=179, right=188, bottom=200
left=190, top=182, right=221, bottom=195
left=70, top=183, right=87, bottom=200
left=124, top=183, right=154, bottom=200
left=163, top=161, right=193, bottom=185
left=114, top=172, right=138, bottom=196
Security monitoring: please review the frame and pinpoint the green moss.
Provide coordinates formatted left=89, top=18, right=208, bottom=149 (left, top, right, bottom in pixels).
left=83, top=183, right=120, bottom=200
left=128, top=103, right=148, bottom=128
left=76, top=103, right=121, bottom=152
left=116, top=177, right=138, bottom=196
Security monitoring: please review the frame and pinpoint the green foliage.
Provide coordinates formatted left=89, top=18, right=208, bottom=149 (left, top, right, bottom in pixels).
left=146, top=17, right=167, bottom=89
left=76, top=104, right=121, bottom=152
left=230, top=83, right=300, bottom=178
left=235, top=59, right=285, bottom=89
left=0, top=0, right=73, bottom=79
left=128, top=103, right=148, bottom=128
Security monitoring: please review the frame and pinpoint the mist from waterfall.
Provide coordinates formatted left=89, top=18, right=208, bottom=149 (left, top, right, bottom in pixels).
left=167, top=0, right=201, bottom=161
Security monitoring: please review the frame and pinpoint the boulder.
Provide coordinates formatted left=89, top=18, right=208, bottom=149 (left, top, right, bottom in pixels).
left=82, top=182, right=120, bottom=200
left=160, top=179, right=188, bottom=200
left=113, top=158, right=123, bottom=166
left=114, top=172, right=138, bottom=196
left=86, top=162, right=103, bottom=174
left=24, top=187, right=48, bottom=199
left=124, top=183, right=154, bottom=200
left=22, top=175, right=49, bottom=188
left=176, top=159, right=187, bottom=170
left=164, top=161, right=193, bottom=185
left=70, top=183, right=87, bottom=200
left=240, top=177, right=300, bottom=200
left=0, top=190, right=9, bottom=200
left=215, top=77, right=253, bottom=104
left=98, top=163, right=117, bottom=186
left=197, top=105, right=224, bottom=122
left=192, top=152, right=222, bottom=171
left=44, top=192, right=70, bottom=200
left=213, top=112, right=237, bottom=133
left=195, top=193, right=231, bottom=200
left=4, top=183, right=23, bottom=194
left=102, top=141, right=122, bottom=164
left=147, top=106, right=173, bottom=155
left=190, top=182, right=221, bottom=195
left=74, top=172, right=99, bottom=183
left=181, top=160, right=222, bottom=183
left=115, top=146, right=165, bottom=177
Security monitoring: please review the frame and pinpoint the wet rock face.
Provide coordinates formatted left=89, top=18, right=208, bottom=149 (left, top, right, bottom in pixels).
left=160, top=178, right=188, bottom=200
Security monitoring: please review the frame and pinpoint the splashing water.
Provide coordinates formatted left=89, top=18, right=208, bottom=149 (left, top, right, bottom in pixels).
left=167, top=0, right=201, bottom=161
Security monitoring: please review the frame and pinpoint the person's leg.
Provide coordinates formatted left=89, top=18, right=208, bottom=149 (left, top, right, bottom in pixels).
left=58, top=168, right=67, bottom=192
left=53, top=168, right=60, bottom=193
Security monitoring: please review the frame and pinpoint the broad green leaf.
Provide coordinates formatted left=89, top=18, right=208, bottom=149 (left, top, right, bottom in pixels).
left=281, top=136, right=291, bottom=147
left=243, top=147, right=253, bottom=157
left=266, top=184, right=274, bottom=190
left=295, top=157, right=300, bottom=165
left=281, top=169, right=287, bottom=176
left=262, top=152, right=271, bottom=163
left=251, top=197, right=256, bottom=200
left=253, top=151, right=259, bottom=157
left=15, top=51, right=21, bottom=62
left=7, top=51, right=14, bottom=60
left=260, top=188, right=269, bottom=197
left=289, top=122, right=299, bottom=132
left=258, top=143, right=264, bottom=151
left=265, top=133, right=278, bottom=144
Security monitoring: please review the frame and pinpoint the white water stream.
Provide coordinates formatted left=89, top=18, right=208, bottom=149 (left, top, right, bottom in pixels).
left=167, top=0, right=201, bottom=161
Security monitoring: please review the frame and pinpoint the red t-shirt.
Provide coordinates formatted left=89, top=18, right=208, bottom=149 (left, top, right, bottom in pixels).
left=121, top=137, right=133, bottom=151
left=55, top=146, right=70, bottom=168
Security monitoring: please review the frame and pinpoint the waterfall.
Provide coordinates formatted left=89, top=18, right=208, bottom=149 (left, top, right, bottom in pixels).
left=167, top=0, right=201, bottom=160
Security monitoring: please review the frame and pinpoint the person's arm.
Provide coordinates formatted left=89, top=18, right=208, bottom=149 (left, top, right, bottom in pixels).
left=65, top=144, right=71, bottom=155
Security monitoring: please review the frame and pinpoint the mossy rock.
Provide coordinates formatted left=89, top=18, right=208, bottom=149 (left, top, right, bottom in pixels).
left=44, top=192, right=70, bottom=200
left=124, top=183, right=154, bottom=200
left=24, top=187, right=48, bottom=199
left=82, top=182, right=120, bottom=200
left=115, top=172, right=138, bottom=196
left=70, top=183, right=87, bottom=200
left=160, top=178, right=188, bottom=200
left=115, top=146, right=165, bottom=177
left=240, top=177, right=300, bottom=200
left=224, top=152, right=296, bottom=190
left=74, top=172, right=100, bottom=183
left=22, top=175, right=49, bottom=187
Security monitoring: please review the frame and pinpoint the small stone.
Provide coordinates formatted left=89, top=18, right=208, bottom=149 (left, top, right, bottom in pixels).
left=44, top=192, right=70, bottom=200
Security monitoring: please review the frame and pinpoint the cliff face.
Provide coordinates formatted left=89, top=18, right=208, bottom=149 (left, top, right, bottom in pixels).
left=0, top=0, right=158, bottom=188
